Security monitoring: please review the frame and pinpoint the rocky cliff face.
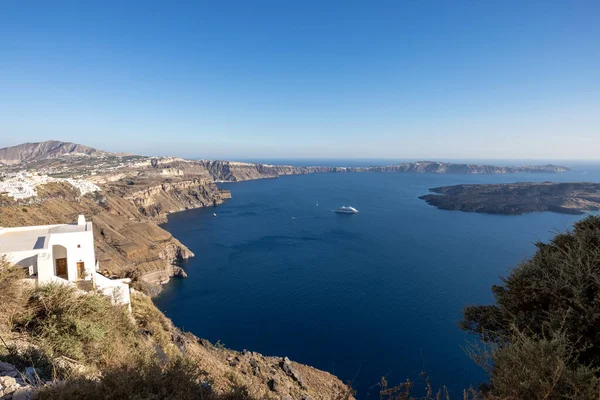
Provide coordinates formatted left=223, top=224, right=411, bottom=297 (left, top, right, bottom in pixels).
left=0, top=140, right=107, bottom=165
left=191, top=160, right=570, bottom=182
left=193, top=160, right=305, bottom=181
left=123, top=179, right=231, bottom=223
left=0, top=181, right=216, bottom=289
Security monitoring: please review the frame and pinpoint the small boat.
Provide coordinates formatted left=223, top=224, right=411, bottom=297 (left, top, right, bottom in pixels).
left=213, top=213, right=217, bottom=217
left=334, top=206, right=359, bottom=214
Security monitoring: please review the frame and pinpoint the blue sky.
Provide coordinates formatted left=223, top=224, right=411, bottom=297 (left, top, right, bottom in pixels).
left=1, top=1, right=599, bottom=160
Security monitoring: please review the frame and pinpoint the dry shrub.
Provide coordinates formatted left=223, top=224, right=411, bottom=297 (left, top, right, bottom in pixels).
left=131, top=291, right=178, bottom=358
left=489, top=330, right=599, bottom=400
left=0, top=255, right=28, bottom=331
left=36, top=355, right=255, bottom=400
left=14, top=282, right=138, bottom=369
left=0, top=343, right=55, bottom=380
left=377, top=373, right=480, bottom=400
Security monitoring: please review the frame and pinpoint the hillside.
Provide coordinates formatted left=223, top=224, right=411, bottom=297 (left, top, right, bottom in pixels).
left=0, top=266, right=353, bottom=399
left=0, top=140, right=108, bottom=165
left=420, top=182, right=600, bottom=215
left=0, top=177, right=232, bottom=294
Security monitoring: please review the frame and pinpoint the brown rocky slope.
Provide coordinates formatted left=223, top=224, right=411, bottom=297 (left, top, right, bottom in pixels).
left=0, top=178, right=230, bottom=291
left=0, top=265, right=353, bottom=400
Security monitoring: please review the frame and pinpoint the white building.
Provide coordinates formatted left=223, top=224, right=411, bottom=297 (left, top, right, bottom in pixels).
left=0, top=215, right=131, bottom=307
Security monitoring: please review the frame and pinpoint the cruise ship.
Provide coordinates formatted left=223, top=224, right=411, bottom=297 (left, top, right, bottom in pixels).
left=334, top=206, right=359, bottom=214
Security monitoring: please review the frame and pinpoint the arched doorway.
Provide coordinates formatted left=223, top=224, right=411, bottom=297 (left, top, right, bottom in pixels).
left=52, top=245, right=68, bottom=280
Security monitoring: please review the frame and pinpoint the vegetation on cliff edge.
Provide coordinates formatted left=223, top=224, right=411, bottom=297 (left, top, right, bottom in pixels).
left=461, top=215, right=600, bottom=399
left=0, top=258, right=256, bottom=399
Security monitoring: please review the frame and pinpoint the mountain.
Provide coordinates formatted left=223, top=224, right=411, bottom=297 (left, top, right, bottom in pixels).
left=0, top=140, right=108, bottom=164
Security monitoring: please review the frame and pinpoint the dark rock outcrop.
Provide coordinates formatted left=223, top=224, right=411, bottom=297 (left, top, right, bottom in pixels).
left=420, top=182, right=600, bottom=215
left=173, top=266, right=188, bottom=278
left=281, top=357, right=306, bottom=388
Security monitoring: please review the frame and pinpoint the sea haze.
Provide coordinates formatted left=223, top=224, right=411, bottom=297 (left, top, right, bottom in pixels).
left=154, top=165, right=600, bottom=399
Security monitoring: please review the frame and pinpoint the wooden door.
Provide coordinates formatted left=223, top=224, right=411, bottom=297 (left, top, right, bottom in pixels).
left=77, top=262, right=85, bottom=280
left=56, top=258, right=68, bottom=279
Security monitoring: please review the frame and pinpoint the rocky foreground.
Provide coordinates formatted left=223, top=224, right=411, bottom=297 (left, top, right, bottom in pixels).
left=420, top=182, right=600, bottom=215
left=0, top=279, right=353, bottom=400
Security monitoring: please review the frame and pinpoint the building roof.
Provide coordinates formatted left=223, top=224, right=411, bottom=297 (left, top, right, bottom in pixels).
left=49, top=224, right=89, bottom=234
left=0, top=218, right=92, bottom=253
left=0, top=227, right=50, bottom=253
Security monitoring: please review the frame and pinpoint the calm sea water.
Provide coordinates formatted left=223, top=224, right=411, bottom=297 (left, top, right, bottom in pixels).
left=155, top=164, right=600, bottom=398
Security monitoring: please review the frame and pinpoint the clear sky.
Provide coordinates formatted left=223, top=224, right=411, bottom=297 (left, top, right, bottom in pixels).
left=1, top=1, right=599, bottom=160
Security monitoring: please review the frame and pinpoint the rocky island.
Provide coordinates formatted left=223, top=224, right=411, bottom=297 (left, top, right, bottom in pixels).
left=420, top=182, right=600, bottom=215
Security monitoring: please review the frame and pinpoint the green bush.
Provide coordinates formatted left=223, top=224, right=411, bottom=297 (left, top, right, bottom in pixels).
left=461, top=215, right=600, bottom=398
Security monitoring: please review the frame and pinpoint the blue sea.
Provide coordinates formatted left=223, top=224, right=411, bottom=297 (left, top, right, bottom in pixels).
left=155, top=162, right=600, bottom=399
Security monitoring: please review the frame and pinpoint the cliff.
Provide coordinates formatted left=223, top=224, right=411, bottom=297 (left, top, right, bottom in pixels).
left=0, top=179, right=230, bottom=291
left=188, top=160, right=571, bottom=182
left=123, top=178, right=231, bottom=223
left=420, top=182, right=600, bottom=215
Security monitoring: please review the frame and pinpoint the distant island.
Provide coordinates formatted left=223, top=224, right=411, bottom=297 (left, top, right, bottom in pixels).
left=0, top=141, right=570, bottom=177
left=325, top=161, right=570, bottom=175
left=420, top=182, right=600, bottom=215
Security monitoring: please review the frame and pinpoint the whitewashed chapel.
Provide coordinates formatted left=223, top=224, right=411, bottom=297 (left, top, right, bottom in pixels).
left=0, top=215, right=130, bottom=306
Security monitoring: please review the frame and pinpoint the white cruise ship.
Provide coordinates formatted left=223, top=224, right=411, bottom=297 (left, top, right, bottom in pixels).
left=334, top=206, right=359, bottom=214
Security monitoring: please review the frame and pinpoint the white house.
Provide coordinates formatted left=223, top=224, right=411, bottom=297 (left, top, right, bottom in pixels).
left=0, top=215, right=131, bottom=307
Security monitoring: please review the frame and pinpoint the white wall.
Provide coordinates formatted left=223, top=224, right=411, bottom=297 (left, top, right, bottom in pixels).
left=94, top=273, right=131, bottom=307
left=48, top=230, right=96, bottom=282
left=3, top=250, right=42, bottom=274
left=37, top=252, right=54, bottom=282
